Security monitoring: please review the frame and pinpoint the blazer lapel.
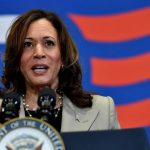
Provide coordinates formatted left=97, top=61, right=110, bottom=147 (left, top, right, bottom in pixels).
left=61, top=95, right=100, bottom=132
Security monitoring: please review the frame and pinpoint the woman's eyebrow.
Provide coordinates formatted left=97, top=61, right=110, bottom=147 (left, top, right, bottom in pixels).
left=24, top=37, right=33, bottom=40
left=43, top=36, right=56, bottom=40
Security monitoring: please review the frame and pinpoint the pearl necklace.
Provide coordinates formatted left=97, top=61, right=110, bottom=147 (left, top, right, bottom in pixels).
left=22, top=92, right=63, bottom=118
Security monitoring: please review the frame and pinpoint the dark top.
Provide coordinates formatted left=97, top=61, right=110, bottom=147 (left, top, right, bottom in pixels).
left=24, top=106, right=62, bottom=132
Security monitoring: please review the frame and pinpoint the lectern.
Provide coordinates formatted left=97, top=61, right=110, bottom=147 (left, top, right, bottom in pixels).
left=61, top=128, right=150, bottom=150
left=0, top=118, right=149, bottom=150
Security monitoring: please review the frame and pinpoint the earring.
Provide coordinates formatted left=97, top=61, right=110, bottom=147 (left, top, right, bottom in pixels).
left=61, top=64, right=64, bottom=69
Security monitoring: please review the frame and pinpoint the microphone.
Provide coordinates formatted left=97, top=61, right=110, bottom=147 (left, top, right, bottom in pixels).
left=37, top=86, right=56, bottom=122
left=0, top=92, right=21, bottom=123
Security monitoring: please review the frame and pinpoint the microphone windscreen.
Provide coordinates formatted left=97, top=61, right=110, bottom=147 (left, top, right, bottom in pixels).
left=39, top=86, right=56, bottom=98
left=2, top=92, right=21, bottom=108
left=38, top=86, right=56, bottom=108
left=0, top=92, right=21, bottom=123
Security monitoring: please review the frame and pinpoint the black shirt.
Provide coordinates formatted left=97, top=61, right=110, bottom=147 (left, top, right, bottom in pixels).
left=24, top=106, right=62, bottom=132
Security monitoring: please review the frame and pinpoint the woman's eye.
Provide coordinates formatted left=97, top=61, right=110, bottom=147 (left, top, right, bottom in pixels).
left=24, top=41, right=33, bottom=48
left=45, top=40, right=54, bottom=47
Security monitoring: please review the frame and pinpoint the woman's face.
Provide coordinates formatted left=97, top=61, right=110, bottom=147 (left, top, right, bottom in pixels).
left=20, top=18, right=62, bottom=90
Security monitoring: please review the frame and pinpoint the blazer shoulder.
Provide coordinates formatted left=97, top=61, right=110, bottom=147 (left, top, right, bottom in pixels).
left=92, top=94, right=117, bottom=114
left=92, top=94, right=115, bottom=107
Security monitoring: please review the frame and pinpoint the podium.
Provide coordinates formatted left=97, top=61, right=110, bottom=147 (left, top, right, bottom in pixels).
left=0, top=118, right=149, bottom=150
left=61, top=128, right=150, bottom=150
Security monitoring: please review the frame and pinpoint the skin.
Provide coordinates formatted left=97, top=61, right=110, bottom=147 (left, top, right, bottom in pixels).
left=20, top=18, right=62, bottom=109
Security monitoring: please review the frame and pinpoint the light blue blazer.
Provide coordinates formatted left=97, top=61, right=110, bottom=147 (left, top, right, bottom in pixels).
left=61, top=95, right=120, bottom=132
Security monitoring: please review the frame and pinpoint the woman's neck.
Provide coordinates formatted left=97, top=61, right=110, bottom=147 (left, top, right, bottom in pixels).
left=24, top=90, right=39, bottom=110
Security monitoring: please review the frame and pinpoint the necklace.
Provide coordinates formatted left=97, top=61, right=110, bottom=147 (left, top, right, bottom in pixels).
left=22, top=91, right=63, bottom=118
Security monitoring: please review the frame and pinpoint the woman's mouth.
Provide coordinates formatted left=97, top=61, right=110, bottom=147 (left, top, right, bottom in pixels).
left=31, top=65, right=49, bottom=74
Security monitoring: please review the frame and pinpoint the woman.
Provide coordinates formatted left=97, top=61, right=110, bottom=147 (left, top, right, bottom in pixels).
left=1, top=9, right=120, bottom=132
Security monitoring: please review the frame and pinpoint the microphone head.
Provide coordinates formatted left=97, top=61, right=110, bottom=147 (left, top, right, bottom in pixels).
left=0, top=92, right=21, bottom=123
left=2, top=92, right=21, bottom=110
left=38, top=86, right=56, bottom=108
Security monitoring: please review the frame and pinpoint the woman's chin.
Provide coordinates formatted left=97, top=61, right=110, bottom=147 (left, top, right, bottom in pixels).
left=31, top=82, right=50, bottom=87
left=30, top=78, right=58, bottom=89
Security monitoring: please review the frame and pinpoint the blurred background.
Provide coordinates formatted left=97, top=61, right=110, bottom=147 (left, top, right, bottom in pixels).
left=0, top=0, right=150, bottom=141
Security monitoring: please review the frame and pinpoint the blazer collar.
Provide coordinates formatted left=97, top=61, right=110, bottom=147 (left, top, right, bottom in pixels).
left=61, top=95, right=100, bottom=132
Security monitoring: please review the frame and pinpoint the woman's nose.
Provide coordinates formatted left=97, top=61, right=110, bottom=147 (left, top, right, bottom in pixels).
left=33, top=44, right=45, bottom=58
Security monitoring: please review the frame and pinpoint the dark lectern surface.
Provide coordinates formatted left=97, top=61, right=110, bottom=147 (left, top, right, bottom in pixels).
left=61, top=128, right=150, bottom=150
